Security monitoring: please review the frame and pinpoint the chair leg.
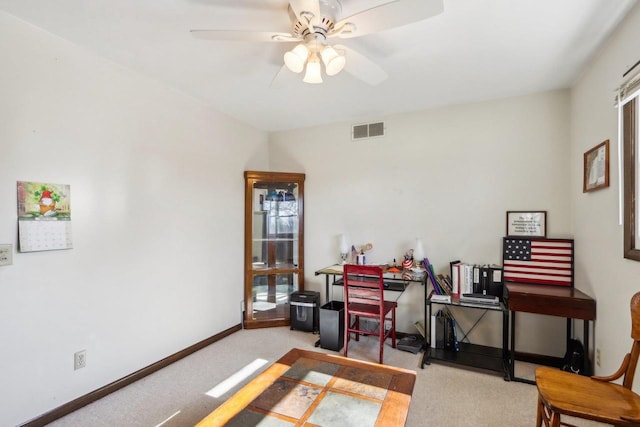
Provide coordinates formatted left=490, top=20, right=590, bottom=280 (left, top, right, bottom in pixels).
left=379, top=314, right=385, bottom=364
left=536, top=395, right=544, bottom=427
left=537, top=395, right=561, bottom=427
left=344, top=314, right=349, bottom=358
left=355, top=316, right=360, bottom=341
left=391, top=308, right=396, bottom=348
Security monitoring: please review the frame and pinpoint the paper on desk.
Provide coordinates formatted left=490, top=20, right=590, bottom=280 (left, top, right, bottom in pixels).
left=323, top=264, right=344, bottom=274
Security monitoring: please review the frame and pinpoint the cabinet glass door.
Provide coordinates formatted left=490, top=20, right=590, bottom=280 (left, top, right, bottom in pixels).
left=244, top=171, right=304, bottom=328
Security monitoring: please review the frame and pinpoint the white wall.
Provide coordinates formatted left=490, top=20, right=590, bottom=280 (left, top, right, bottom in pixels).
left=571, top=2, right=640, bottom=379
left=0, top=12, right=269, bottom=426
left=269, top=90, right=573, bottom=351
left=5, top=2, right=639, bottom=423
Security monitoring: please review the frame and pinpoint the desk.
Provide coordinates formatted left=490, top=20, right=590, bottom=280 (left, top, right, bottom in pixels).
left=314, top=264, right=426, bottom=302
left=504, top=282, right=596, bottom=384
left=315, top=264, right=347, bottom=302
left=314, top=265, right=425, bottom=343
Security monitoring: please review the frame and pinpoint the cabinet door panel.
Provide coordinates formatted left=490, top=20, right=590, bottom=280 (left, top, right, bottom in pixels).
left=244, top=171, right=305, bottom=328
left=250, top=273, right=299, bottom=321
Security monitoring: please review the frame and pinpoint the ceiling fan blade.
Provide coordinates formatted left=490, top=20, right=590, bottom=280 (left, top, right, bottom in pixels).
left=190, top=30, right=300, bottom=42
left=333, top=0, right=444, bottom=39
left=335, top=44, right=388, bottom=86
left=289, top=0, right=320, bottom=17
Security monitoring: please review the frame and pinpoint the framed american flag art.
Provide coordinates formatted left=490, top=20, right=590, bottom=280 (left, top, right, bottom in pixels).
left=502, top=237, right=573, bottom=287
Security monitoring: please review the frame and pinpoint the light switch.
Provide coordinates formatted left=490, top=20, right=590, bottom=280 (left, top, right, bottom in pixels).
left=0, top=244, right=13, bottom=266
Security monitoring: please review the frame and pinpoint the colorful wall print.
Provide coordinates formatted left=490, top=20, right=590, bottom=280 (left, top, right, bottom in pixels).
left=17, top=181, right=72, bottom=252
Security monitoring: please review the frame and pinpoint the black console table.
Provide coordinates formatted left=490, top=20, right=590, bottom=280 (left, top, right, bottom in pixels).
left=422, top=296, right=510, bottom=380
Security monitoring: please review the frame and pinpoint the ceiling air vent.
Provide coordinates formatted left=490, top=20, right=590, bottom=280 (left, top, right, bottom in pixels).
left=352, top=121, right=385, bottom=140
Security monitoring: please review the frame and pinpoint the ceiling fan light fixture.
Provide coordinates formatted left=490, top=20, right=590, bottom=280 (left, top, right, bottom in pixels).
left=320, top=45, right=345, bottom=76
left=284, top=44, right=309, bottom=73
left=303, top=53, right=323, bottom=84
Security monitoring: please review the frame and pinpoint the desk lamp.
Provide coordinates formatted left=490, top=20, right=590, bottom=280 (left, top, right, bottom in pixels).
left=414, top=238, right=425, bottom=269
left=339, top=234, right=349, bottom=264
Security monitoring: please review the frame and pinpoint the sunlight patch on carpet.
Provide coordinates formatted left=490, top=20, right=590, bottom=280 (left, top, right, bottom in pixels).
left=155, top=410, right=181, bottom=427
left=206, top=358, right=268, bottom=398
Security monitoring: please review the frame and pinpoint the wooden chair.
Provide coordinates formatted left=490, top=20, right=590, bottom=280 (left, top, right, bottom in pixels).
left=536, top=291, right=640, bottom=427
left=343, top=264, right=397, bottom=364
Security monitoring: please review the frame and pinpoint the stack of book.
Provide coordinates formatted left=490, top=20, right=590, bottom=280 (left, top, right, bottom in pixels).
left=423, top=258, right=454, bottom=297
left=430, top=294, right=451, bottom=303
left=460, top=293, right=500, bottom=305
left=448, top=261, right=504, bottom=300
left=423, top=258, right=504, bottom=302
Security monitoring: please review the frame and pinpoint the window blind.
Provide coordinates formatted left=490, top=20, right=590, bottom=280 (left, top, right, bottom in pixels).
left=619, top=74, right=640, bottom=106
left=616, top=61, right=640, bottom=107
left=616, top=63, right=640, bottom=224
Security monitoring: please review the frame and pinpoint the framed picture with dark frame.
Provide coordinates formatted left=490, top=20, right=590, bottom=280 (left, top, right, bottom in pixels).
left=583, top=139, right=610, bottom=193
left=506, top=211, right=547, bottom=237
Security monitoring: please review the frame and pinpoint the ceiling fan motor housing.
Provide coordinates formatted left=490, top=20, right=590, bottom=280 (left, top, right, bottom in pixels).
left=289, top=0, right=342, bottom=42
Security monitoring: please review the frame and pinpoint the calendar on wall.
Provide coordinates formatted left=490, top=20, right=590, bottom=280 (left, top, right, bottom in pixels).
left=17, top=181, right=72, bottom=252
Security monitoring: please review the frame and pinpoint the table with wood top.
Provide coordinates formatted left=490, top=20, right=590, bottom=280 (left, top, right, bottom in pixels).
left=196, top=348, right=416, bottom=427
left=504, top=282, right=596, bottom=384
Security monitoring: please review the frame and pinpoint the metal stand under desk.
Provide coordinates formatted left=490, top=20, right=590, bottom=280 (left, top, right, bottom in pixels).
left=422, top=296, right=510, bottom=381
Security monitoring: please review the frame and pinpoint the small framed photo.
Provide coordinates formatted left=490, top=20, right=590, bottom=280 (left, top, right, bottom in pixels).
left=583, top=140, right=609, bottom=193
left=506, top=211, right=547, bottom=237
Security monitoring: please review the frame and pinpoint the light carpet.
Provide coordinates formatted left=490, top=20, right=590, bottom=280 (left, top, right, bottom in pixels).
left=47, top=327, right=608, bottom=426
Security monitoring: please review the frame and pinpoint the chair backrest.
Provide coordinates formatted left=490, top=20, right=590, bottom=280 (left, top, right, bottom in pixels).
left=343, top=265, right=385, bottom=310
left=623, top=291, right=640, bottom=388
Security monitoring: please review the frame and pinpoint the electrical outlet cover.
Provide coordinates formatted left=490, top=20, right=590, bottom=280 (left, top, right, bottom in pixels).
left=74, top=350, right=86, bottom=370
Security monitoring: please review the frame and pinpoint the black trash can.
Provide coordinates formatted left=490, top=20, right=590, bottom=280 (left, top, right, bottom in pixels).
left=320, top=301, right=345, bottom=351
left=290, top=291, right=320, bottom=333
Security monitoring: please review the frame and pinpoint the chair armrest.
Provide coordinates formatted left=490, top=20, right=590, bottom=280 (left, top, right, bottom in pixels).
left=620, top=414, right=640, bottom=422
left=591, top=353, right=630, bottom=382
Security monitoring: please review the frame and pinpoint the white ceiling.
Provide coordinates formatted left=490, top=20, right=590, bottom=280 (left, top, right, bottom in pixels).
left=0, top=0, right=636, bottom=132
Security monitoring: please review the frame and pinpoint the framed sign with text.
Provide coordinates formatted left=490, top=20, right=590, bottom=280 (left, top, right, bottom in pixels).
left=506, top=211, right=547, bottom=237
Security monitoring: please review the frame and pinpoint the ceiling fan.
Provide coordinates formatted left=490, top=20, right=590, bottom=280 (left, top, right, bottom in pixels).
left=190, top=0, right=444, bottom=86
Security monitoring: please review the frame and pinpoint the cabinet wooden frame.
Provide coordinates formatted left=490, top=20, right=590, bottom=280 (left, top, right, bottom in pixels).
left=623, top=99, right=640, bottom=261
left=244, top=171, right=306, bottom=329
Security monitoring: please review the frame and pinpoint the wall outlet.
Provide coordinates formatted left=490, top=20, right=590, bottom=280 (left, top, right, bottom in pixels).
left=596, top=347, right=601, bottom=368
left=74, top=350, right=86, bottom=370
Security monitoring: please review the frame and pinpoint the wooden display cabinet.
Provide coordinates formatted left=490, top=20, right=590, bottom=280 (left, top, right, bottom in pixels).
left=244, top=171, right=305, bottom=329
